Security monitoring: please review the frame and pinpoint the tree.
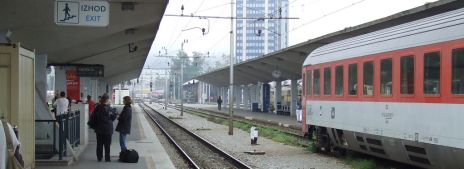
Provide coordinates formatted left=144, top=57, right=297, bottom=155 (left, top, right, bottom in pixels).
left=210, top=54, right=230, bottom=70
left=169, top=51, right=206, bottom=82
left=168, top=51, right=207, bottom=98
left=154, top=76, right=166, bottom=90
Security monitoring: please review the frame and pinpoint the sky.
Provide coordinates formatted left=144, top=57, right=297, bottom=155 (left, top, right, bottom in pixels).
left=143, top=0, right=437, bottom=71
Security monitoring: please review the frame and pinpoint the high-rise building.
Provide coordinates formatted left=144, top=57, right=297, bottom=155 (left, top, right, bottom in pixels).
left=235, top=0, right=289, bottom=62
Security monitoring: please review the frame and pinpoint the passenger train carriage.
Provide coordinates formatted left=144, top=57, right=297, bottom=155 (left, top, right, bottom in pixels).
left=302, top=8, right=464, bottom=169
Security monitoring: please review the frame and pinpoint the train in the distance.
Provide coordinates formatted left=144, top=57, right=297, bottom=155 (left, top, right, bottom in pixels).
left=302, top=7, right=464, bottom=169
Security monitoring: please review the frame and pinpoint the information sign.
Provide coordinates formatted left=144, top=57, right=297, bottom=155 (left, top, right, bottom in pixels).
left=55, top=0, right=109, bottom=27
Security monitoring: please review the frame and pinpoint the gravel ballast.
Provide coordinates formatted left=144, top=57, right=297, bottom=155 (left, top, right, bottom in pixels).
left=148, top=104, right=352, bottom=169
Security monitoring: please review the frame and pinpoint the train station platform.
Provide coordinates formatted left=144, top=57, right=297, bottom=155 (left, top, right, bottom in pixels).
left=36, top=105, right=175, bottom=169
left=184, top=103, right=301, bottom=130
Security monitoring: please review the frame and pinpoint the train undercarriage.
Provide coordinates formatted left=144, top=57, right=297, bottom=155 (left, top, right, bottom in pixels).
left=308, top=125, right=464, bottom=169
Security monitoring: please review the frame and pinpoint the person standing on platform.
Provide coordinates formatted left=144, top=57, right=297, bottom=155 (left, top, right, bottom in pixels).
left=250, top=124, right=259, bottom=145
left=51, top=90, right=60, bottom=113
left=53, top=91, right=69, bottom=117
left=93, top=94, right=117, bottom=162
left=94, top=95, right=102, bottom=108
left=217, top=96, right=222, bottom=111
left=87, top=95, right=95, bottom=114
left=250, top=125, right=255, bottom=145
left=116, top=96, right=132, bottom=153
left=253, top=125, right=259, bottom=145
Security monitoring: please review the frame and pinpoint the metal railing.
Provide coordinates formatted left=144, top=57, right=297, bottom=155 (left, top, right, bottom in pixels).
left=66, top=110, right=80, bottom=147
left=35, top=110, right=80, bottom=160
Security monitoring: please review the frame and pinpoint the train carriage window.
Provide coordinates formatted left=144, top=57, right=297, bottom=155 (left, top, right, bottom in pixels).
left=335, top=66, right=344, bottom=96
left=349, top=64, right=358, bottom=95
left=363, top=61, right=374, bottom=96
left=401, top=56, right=415, bottom=94
left=381, top=58, right=393, bottom=96
left=424, top=52, right=441, bottom=94
left=314, top=69, right=321, bottom=96
left=306, top=70, right=312, bottom=96
left=324, top=67, right=332, bottom=96
left=452, top=48, right=464, bottom=94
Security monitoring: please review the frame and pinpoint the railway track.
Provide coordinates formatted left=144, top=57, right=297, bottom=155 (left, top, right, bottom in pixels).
left=144, top=103, right=421, bottom=169
left=140, top=103, right=252, bottom=169
left=160, top=103, right=305, bottom=139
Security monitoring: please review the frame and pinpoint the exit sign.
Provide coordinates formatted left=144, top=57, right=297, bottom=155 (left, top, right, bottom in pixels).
left=54, top=0, right=110, bottom=27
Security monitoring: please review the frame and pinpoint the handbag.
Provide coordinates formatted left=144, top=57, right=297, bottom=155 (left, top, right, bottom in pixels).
left=87, top=111, right=96, bottom=129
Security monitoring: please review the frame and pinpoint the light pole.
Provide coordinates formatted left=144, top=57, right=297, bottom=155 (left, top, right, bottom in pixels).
left=228, top=0, right=234, bottom=135
left=164, top=71, right=168, bottom=110
left=180, top=39, right=188, bottom=116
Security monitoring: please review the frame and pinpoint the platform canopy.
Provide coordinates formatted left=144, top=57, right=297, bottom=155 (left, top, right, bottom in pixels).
left=0, top=0, right=168, bottom=85
left=195, top=0, right=464, bottom=87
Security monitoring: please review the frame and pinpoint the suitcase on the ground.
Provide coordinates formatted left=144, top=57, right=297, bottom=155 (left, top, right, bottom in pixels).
left=119, top=149, right=139, bottom=163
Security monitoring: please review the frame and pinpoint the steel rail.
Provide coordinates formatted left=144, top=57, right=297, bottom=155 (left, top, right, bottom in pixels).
left=141, top=103, right=252, bottom=169
left=163, top=103, right=304, bottom=139
left=139, top=104, right=201, bottom=169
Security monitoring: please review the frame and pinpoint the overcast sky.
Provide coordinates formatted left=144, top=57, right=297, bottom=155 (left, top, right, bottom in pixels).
left=143, top=0, right=437, bottom=70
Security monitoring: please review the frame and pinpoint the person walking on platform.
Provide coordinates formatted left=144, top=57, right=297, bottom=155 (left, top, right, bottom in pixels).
left=116, top=96, right=132, bottom=153
left=53, top=91, right=69, bottom=118
left=217, top=96, right=223, bottom=111
left=93, top=94, right=117, bottom=162
left=87, top=95, right=95, bottom=114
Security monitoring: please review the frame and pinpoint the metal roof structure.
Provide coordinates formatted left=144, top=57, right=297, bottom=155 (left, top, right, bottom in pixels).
left=195, top=0, right=464, bottom=87
left=0, top=0, right=169, bottom=85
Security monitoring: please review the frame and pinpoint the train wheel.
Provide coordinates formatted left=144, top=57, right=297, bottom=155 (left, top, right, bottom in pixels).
left=304, top=126, right=314, bottom=140
left=315, top=127, right=331, bottom=153
left=332, top=147, right=347, bottom=157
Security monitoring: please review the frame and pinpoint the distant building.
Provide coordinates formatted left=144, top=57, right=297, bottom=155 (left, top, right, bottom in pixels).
left=235, top=0, right=289, bottom=62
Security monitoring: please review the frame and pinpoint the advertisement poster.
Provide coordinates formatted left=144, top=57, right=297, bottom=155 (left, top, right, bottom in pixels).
left=66, top=69, right=80, bottom=101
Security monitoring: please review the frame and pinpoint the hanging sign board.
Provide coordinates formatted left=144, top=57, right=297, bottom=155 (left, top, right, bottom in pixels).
left=76, top=65, right=104, bottom=77
left=54, top=0, right=109, bottom=27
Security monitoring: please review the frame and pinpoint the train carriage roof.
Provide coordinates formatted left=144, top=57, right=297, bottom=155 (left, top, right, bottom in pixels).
left=303, top=7, right=464, bottom=66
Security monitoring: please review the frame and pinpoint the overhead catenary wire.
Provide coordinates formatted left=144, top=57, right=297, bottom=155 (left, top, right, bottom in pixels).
left=206, top=33, right=229, bottom=53
left=196, top=2, right=230, bottom=13
left=235, top=0, right=300, bottom=19
left=164, top=14, right=298, bottom=20
left=290, top=0, right=368, bottom=32
left=168, top=0, right=207, bottom=49
left=266, top=0, right=299, bottom=18
left=165, top=1, right=299, bottom=57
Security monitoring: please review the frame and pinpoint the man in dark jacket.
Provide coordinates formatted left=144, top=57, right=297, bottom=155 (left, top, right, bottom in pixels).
left=93, top=94, right=117, bottom=162
left=217, top=96, right=222, bottom=110
left=115, top=96, right=132, bottom=152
